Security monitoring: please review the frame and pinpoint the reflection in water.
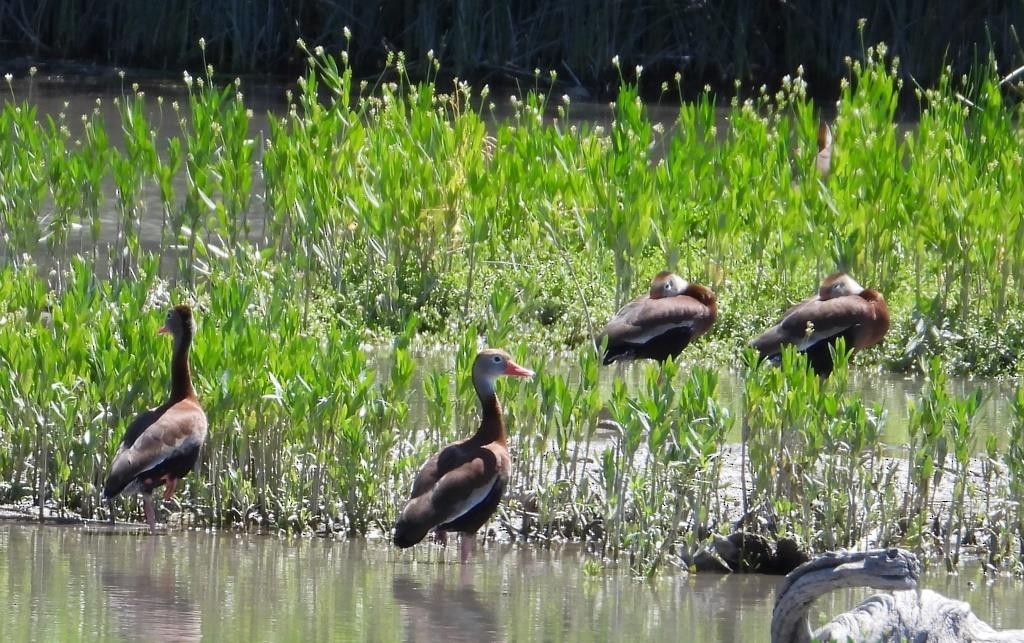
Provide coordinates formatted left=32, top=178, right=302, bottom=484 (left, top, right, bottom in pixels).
left=393, top=568, right=502, bottom=642
left=1, top=523, right=1022, bottom=641
left=100, top=538, right=201, bottom=643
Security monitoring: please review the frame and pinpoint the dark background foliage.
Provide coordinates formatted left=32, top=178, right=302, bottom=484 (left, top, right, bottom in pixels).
left=0, top=1, right=1021, bottom=98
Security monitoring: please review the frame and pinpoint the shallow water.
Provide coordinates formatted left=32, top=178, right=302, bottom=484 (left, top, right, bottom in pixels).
left=1, top=523, right=1022, bottom=642
left=711, top=367, right=1015, bottom=445
left=0, top=76, right=684, bottom=264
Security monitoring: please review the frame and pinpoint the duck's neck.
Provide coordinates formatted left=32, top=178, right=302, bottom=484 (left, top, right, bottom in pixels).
left=169, top=332, right=196, bottom=402
left=472, top=376, right=506, bottom=446
left=685, top=284, right=718, bottom=315
left=859, top=289, right=885, bottom=304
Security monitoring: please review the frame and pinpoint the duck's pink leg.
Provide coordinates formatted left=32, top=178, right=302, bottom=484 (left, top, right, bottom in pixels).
left=434, top=529, right=448, bottom=545
left=163, top=477, right=178, bottom=501
left=142, top=494, right=157, bottom=534
left=459, top=534, right=475, bottom=564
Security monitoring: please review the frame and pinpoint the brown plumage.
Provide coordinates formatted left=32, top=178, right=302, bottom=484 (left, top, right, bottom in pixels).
left=816, top=122, right=833, bottom=177
left=599, top=271, right=718, bottom=364
left=102, top=305, right=208, bottom=533
left=394, top=349, right=533, bottom=563
left=750, top=273, right=890, bottom=376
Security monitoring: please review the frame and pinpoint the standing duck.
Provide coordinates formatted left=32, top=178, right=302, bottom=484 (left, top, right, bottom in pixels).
left=394, top=349, right=533, bottom=563
left=102, top=305, right=208, bottom=533
left=750, top=273, right=890, bottom=376
left=599, top=271, right=718, bottom=364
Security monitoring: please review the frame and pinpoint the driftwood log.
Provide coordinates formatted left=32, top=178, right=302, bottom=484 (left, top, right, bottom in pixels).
left=771, top=549, right=1024, bottom=642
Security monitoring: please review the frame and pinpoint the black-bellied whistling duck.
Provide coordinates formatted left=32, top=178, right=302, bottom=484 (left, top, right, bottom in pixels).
left=394, top=349, right=533, bottom=563
left=102, top=305, right=208, bottom=533
left=599, top=271, right=718, bottom=365
left=750, top=273, right=890, bottom=376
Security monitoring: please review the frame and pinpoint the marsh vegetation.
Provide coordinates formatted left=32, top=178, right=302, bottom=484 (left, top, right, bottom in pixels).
left=1, top=38, right=1023, bottom=574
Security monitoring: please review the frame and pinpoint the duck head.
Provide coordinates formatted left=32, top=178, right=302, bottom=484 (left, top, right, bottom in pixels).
left=158, top=305, right=197, bottom=347
left=648, top=271, right=688, bottom=299
left=818, top=273, right=865, bottom=299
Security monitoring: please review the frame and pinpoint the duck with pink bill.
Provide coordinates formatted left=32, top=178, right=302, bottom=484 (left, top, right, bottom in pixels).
left=394, top=349, right=533, bottom=563
left=102, top=305, right=208, bottom=533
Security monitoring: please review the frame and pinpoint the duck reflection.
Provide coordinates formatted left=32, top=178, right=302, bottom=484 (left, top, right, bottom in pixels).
left=101, top=538, right=201, bottom=642
left=393, top=568, right=501, bottom=642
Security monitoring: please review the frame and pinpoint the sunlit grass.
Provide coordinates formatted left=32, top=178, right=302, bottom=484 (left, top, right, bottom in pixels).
left=0, top=41, right=1023, bottom=572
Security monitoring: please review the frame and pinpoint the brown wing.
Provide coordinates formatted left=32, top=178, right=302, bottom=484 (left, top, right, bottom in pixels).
left=602, top=295, right=714, bottom=346
left=103, top=400, right=208, bottom=499
left=407, top=452, right=443, bottom=500
left=780, top=293, right=820, bottom=318
left=751, top=296, right=875, bottom=357
left=393, top=442, right=509, bottom=547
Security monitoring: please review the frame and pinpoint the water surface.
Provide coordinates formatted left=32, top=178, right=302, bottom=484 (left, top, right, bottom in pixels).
left=2, top=523, right=1022, bottom=642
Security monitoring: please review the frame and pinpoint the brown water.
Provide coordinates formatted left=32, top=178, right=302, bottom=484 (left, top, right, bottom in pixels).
left=1, top=523, right=1022, bottom=642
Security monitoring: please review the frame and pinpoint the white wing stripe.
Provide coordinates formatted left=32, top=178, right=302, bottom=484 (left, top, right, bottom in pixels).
left=128, top=433, right=201, bottom=476
left=441, top=476, right=498, bottom=524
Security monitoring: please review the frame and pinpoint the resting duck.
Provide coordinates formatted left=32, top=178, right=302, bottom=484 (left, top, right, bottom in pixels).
left=102, top=305, right=208, bottom=533
left=394, top=349, right=533, bottom=562
left=599, top=271, right=718, bottom=364
left=750, top=273, right=890, bottom=376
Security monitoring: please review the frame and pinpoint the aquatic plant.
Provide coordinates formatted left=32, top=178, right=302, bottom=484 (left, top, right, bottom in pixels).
left=1009, top=387, right=1024, bottom=562
left=0, top=258, right=1020, bottom=572
left=2, top=40, right=1022, bottom=372
left=0, top=40, right=1023, bottom=573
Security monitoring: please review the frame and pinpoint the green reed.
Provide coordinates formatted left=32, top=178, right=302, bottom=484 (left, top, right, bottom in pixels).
left=744, top=343, right=882, bottom=549
left=0, top=257, right=1020, bottom=572
left=1, top=40, right=1024, bottom=572
left=1010, top=389, right=1024, bottom=563
left=3, top=42, right=1023, bottom=372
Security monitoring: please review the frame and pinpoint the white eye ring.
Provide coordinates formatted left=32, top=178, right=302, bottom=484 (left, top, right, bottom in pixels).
left=492, top=355, right=502, bottom=363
